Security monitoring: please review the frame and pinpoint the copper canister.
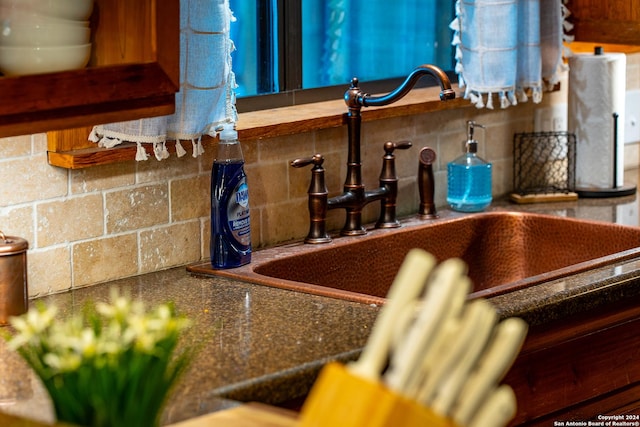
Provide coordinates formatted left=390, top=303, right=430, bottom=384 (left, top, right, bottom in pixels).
left=0, top=231, right=28, bottom=326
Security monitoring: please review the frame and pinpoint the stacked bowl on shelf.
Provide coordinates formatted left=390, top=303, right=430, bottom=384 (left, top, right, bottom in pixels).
left=0, top=0, right=93, bottom=76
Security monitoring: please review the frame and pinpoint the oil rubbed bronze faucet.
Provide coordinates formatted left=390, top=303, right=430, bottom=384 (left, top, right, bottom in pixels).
left=292, top=64, right=455, bottom=243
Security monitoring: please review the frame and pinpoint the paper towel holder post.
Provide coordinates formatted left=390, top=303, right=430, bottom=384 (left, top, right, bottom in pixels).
left=575, top=111, right=637, bottom=198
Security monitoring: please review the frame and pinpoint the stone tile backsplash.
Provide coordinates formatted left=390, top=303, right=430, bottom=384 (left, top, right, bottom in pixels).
left=0, top=140, right=214, bottom=296
left=1, top=61, right=639, bottom=297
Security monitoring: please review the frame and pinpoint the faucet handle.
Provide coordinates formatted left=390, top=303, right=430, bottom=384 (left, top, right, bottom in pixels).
left=291, top=153, right=328, bottom=195
left=384, top=140, right=412, bottom=155
left=291, top=154, right=331, bottom=244
left=380, top=140, right=411, bottom=182
left=291, top=153, right=324, bottom=168
left=376, top=141, right=411, bottom=230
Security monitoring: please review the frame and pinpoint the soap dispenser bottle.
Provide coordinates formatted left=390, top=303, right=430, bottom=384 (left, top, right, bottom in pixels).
left=447, top=121, right=492, bottom=212
left=211, top=123, right=252, bottom=268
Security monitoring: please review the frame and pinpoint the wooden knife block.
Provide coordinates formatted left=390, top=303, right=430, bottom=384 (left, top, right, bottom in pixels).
left=298, top=362, right=457, bottom=427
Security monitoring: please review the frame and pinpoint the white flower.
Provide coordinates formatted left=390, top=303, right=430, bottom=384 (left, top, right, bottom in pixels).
left=8, top=294, right=190, bottom=372
left=8, top=304, right=58, bottom=350
left=77, top=329, right=97, bottom=358
left=43, top=352, right=82, bottom=372
left=96, top=295, right=130, bottom=320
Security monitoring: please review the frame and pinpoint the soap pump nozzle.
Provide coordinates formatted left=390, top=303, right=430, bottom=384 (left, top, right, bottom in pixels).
left=219, top=123, right=238, bottom=141
left=465, top=120, right=485, bottom=153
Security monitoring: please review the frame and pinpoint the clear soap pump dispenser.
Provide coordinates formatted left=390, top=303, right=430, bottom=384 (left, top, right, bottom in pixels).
left=447, top=120, right=492, bottom=212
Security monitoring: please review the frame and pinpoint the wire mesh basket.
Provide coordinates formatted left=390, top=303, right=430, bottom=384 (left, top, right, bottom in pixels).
left=513, top=131, right=576, bottom=197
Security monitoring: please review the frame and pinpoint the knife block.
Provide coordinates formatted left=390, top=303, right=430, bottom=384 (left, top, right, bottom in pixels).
left=298, top=362, right=457, bottom=427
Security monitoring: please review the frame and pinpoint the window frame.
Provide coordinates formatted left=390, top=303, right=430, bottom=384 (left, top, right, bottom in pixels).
left=236, top=0, right=458, bottom=114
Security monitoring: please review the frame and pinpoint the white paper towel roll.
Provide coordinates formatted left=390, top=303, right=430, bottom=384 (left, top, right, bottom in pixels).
left=568, top=51, right=626, bottom=190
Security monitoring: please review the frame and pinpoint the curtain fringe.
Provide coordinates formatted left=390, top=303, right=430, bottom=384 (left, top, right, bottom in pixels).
left=191, top=137, right=205, bottom=158
left=153, top=142, right=170, bottom=161
left=135, top=143, right=149, bottom=161
left=175, top=140, right=187, bottom=157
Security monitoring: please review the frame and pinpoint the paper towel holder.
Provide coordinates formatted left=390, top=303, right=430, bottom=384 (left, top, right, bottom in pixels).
left=576, top=184, right=636, bottom=198
left=575, top=112, right=637, bottom=198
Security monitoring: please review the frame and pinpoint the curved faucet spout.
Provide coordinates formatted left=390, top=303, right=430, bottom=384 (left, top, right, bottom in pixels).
left=328, top=64, right=454, bottom=237
left=345, top=64, right=455, bottom=110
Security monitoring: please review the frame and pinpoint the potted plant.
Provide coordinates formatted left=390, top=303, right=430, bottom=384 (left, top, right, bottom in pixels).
left=4, top=293, right=191, bottom=427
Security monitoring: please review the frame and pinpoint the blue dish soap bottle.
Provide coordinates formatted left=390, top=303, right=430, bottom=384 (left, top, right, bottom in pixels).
left=211, top=123, right=251, bottom=268
left=447, top=121, right=492, bottom=212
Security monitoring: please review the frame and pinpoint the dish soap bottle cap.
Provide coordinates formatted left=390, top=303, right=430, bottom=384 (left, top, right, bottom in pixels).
left=465, top=120, right=485, bottom=153
left=219, top=123, right=238, bottom=141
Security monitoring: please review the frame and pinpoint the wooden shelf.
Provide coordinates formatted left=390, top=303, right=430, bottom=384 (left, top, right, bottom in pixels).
left=1, top=64, right=177, bottom=138
left=46, top=86, right=471, bottom=169
left=0, top=0, right=179, bottom=138
left=48, top=140, right=174, bottom=169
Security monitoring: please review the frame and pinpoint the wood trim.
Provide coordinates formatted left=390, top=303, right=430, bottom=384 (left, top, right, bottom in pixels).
left=568, top=0, right=640, bottom=46
left=515, top=383, right=640, bottom=427
left=569, top=42, right=640, bottom=55
left=572, top=20, right=640, bottom=46
left=47, top=138, right=196, bottom=169
left=153, top=0, right=180, bottom=89
left=505, top=297, right=640, bottom=425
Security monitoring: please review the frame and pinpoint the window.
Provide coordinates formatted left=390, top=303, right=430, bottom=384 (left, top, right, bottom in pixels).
left=230, top=0, right=456, bottom=111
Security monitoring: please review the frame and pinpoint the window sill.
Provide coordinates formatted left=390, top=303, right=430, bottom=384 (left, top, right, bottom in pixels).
left=47, top=85, right=470, bottom=169
left=237, top=85, right=469, bottom=140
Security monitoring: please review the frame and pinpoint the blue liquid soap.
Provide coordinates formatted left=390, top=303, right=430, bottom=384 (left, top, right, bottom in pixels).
left=447, top=121, right=492, bottom=212
left=211, top=125, right=251, bottom=268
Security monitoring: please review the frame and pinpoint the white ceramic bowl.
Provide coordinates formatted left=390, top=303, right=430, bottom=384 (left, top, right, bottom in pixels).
left=0, top=8, right=89, bottom=28
left=0, top=43, right=91, bottom=76
left=0, top=0, right=94, bottom=21
left=0, top=24, right=90, bottom=46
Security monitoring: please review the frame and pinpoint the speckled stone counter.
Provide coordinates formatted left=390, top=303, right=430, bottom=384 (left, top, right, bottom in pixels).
left=0, top=271, right=379, bottom=425
left=1, top=170, right=639, bottom=426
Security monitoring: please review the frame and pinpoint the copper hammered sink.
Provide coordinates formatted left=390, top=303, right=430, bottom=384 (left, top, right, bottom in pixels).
left=188, top=211, right=640, bottom=305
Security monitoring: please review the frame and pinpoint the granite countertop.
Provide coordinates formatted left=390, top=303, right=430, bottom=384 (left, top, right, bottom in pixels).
left=0, top=270, right=380, bottom=425
left=1, top=170, right=640, bottom=426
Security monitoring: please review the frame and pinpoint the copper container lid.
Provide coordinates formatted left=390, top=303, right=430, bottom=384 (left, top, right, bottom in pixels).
left=0, top=231, right=28, bottom=255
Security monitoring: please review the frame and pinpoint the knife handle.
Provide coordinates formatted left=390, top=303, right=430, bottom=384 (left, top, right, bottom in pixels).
left=349, top=249, right=436, bottom=381
left=468, top=385, right=517, bottom=427
left=454, top=317, right=528, bottom=426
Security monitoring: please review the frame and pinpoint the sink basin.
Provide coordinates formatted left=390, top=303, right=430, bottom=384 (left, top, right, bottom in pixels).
left=188, top=211, right=640, bottom=305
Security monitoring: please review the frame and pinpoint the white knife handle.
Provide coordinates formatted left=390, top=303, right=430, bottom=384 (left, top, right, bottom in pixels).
left=453, top=317, right=528, bottom=426
left=391, top=300, right=420, bottom=350
left=385, top=258, right=467, bottom=393
left=403, top=276, right=470, bottom=399
left=468, top=385, right=517, bottom=427
left=349, top=249, right=436, bottom=381
left=430, top=299, right=497, bottom=416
